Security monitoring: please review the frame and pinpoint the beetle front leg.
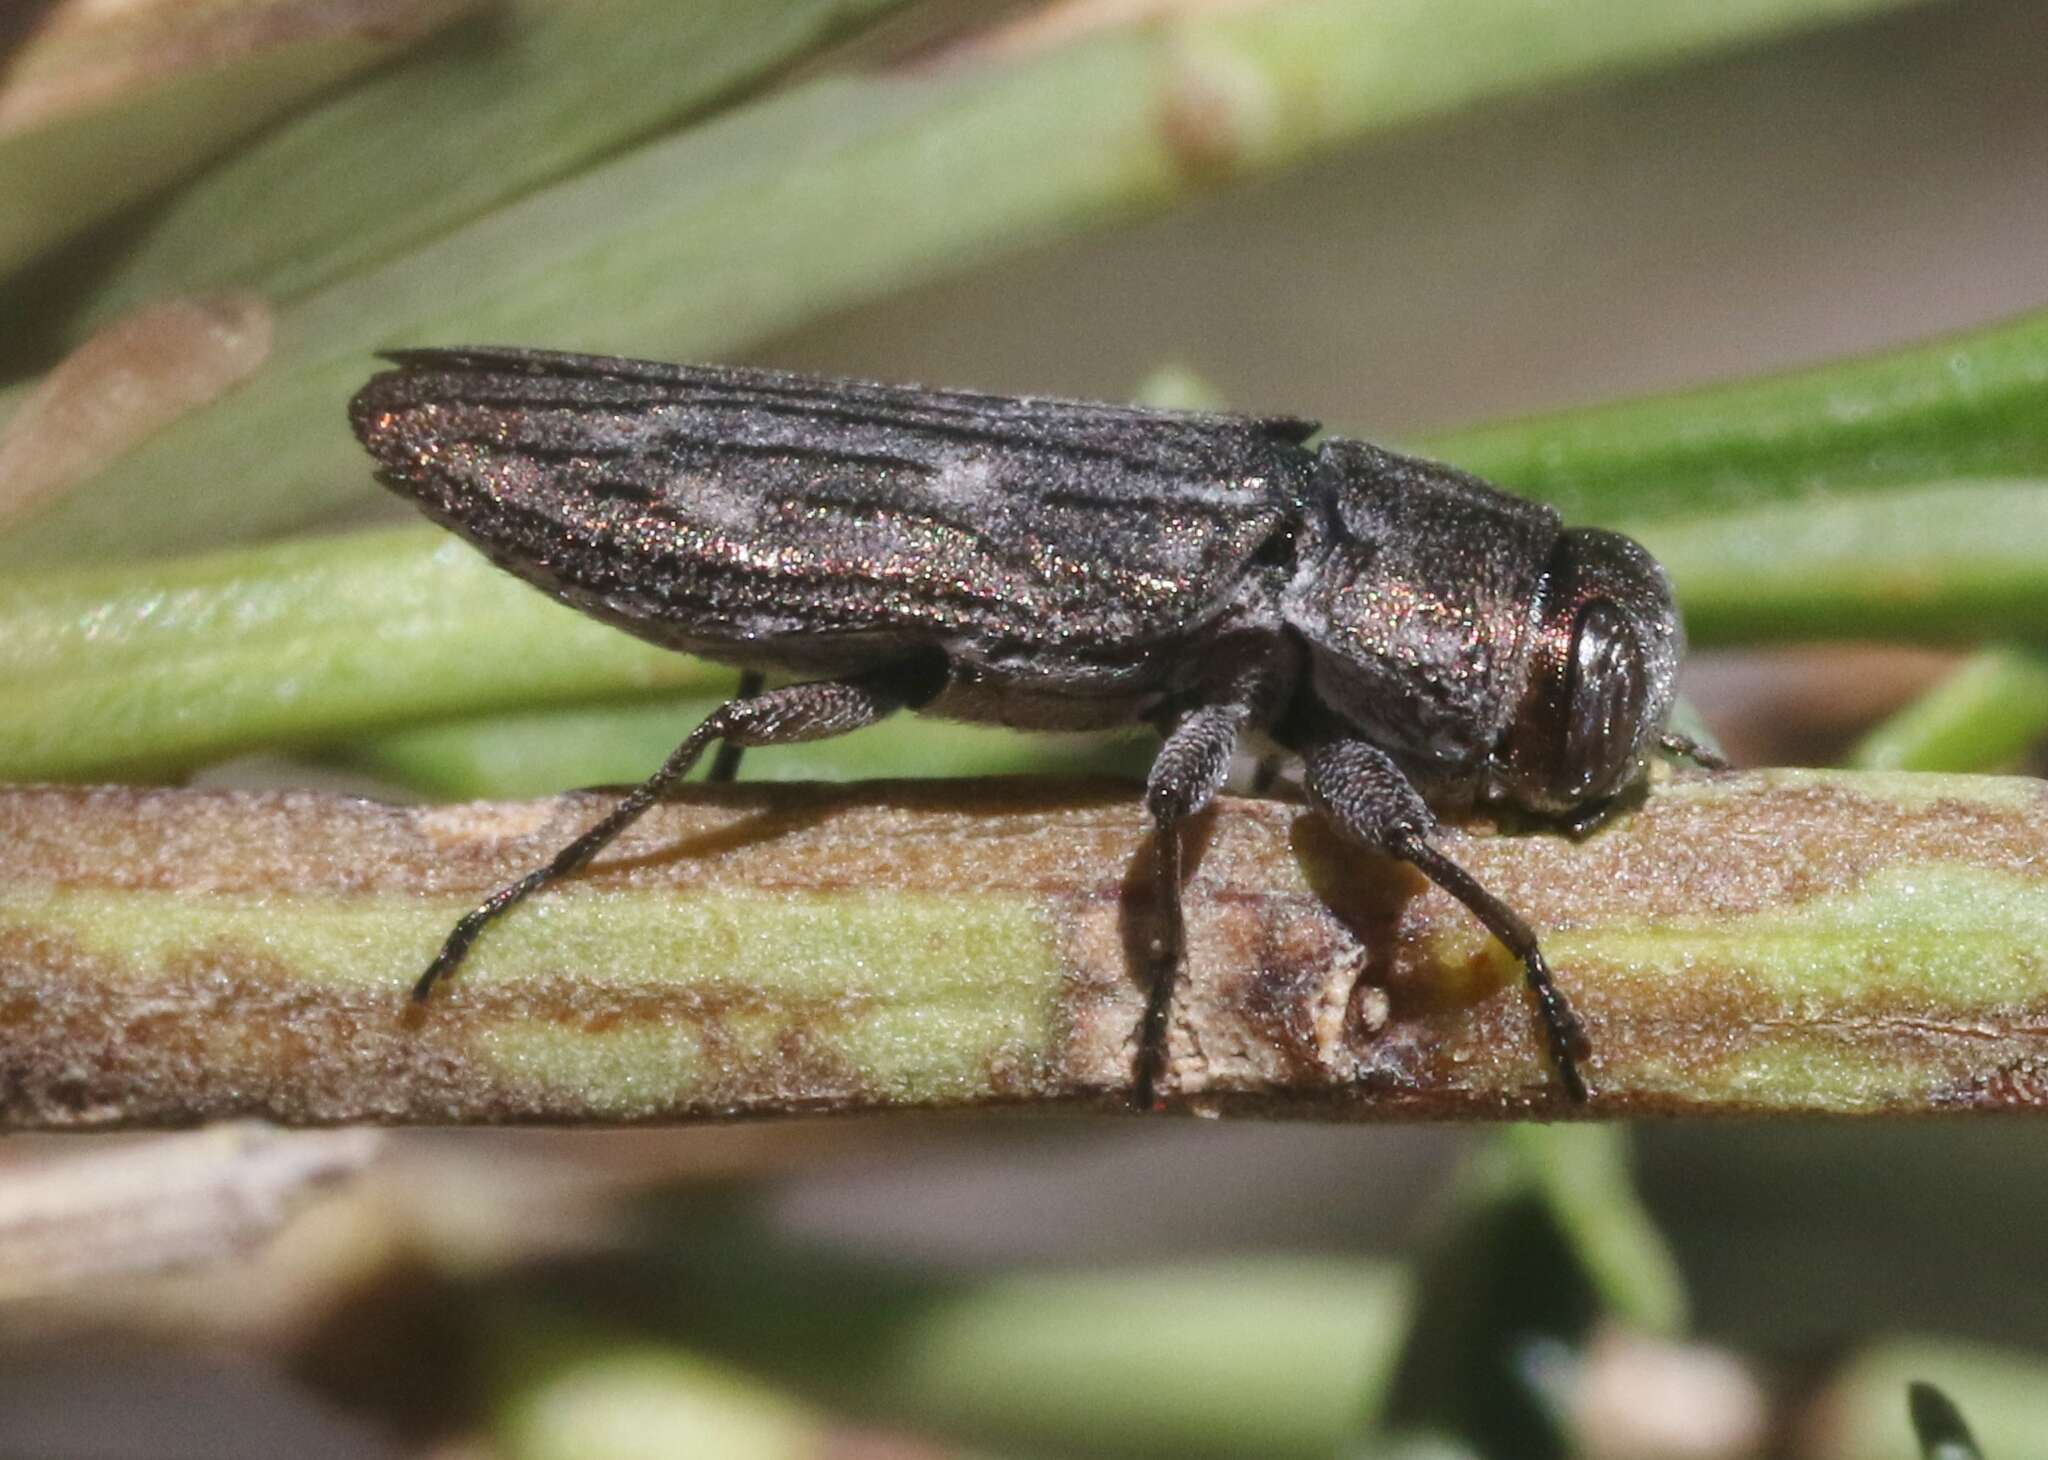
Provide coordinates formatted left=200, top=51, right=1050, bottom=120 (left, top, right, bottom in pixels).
left=1302, top=736, right=1592, bottom=1103
left=414, top=659, right=941, bottom=1003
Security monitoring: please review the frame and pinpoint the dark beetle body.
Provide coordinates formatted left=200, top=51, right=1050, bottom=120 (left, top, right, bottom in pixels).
left=352, top=347, right=1692, bottom=1104
left=354, top=349, right=1671, bottom=800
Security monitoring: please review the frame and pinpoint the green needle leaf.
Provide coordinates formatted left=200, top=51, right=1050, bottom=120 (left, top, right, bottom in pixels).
left=1850, top=646, right=2048, bottom=774
left=1425, top=307, right=2048, bottom=524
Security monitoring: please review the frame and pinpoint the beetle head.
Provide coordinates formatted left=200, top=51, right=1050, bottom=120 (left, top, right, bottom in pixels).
left=1492, top=527, right=1682, bottom=813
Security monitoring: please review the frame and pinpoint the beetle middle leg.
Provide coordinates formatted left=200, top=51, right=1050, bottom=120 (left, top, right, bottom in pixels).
left=412, top=658, right=942, bottom=1003
left=1137, top=645, right=1294, bottom=1109
left=1301, top=734, right=1592, bottom=1103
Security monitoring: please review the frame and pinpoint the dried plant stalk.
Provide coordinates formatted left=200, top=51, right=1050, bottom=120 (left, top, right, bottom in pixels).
left=0, top=296, right=272, bottom=526
left=0, top=1123, right=379, bottom=1298
left=2, top=770, right=2045, bottom=1129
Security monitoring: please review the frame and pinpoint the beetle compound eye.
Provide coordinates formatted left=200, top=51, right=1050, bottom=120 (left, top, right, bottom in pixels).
left=1562, top=599, right=1650, bottom=798
left=1487, top=526, right=1681, bottom=817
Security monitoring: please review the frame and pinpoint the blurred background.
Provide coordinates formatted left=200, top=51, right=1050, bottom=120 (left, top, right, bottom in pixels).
left=3, top=1, right=2048, bottom=1456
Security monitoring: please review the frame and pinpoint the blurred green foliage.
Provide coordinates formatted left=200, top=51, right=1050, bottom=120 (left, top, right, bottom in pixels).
left=5, top=1, right=2047, bottom=1457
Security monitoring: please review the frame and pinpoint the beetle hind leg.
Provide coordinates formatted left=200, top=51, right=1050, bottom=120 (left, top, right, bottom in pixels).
left=705, top=669, right=767, bottom=783
left=413, top=659, right=941, bottom=1003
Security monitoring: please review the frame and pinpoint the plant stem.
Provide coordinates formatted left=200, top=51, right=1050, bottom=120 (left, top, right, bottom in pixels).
left=4, top=770, right=2046, bottom=1129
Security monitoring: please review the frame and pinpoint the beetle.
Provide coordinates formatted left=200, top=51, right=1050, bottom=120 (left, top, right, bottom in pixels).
left=350, top=347, right=1709, bottom=1105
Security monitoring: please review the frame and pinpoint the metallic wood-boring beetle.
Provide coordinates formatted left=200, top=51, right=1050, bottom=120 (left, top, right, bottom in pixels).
left=351, top=348, right=1708, bottom=1105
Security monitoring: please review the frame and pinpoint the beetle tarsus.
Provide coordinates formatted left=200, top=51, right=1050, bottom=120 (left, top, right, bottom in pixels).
left=1397, top=833, right=1593, bottom=1104
left=1134, top=825, right=1182, bottom=1113
left=1135, top=653, right=1291, bottom=1110
left=1305, top=737, right=1593, bottom=1104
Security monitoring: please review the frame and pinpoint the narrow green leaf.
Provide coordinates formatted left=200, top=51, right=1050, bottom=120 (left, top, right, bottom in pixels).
left=338, top=689, right=1149, bottom=800
left=1631, top=480, right=2048, bottom=646
left=507, top=1249, right=1409, bottom=1460
left=0, top=527, right=709, bottom=781
left=1381, top=1127, right=1683, bottom=1459
left=1848, top=645, right=2048, bottom=773
left=1506, top=1127, right=1686, bottom=1334
left=1424, top=307, right=2048, bottom=524
left=491, top=1320, right=978, bottom=1460
left=502, top=1350, right=818, bottom=1460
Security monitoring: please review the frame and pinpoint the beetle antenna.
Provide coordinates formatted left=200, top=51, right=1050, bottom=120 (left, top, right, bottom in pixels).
left=1658, top=731, right=1729, bottom=770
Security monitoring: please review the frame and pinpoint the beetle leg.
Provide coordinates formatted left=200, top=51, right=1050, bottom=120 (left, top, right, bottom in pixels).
left=706, top=669, right=767, bottom=783
left=413, top=660, right=940, bottom=1003
left=1302, top=735, right=1592, bottom=1103
left=1136, top=646, right=1294, bottom=1109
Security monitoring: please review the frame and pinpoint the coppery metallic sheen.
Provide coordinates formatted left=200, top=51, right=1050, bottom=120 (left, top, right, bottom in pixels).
left=350, top=348, right=1691, bottom=1105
